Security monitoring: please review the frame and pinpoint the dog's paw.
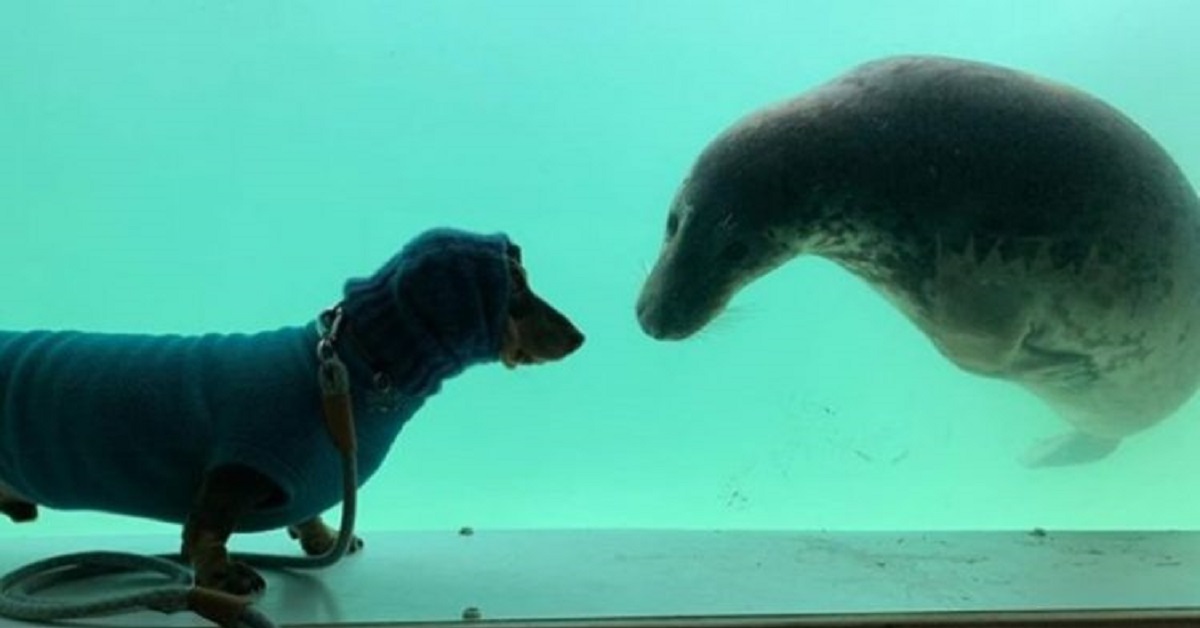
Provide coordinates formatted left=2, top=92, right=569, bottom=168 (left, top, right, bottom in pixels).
left=287, top=522, right=364, bottom=556
left=0, top=500, right=38, bottom=523
left=345, top=533, right=365, bottom=555
left=195, top=560, right=266, bottom=597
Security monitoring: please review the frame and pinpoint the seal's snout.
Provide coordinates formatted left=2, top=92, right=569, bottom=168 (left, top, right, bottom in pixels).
left=635, top=290, right=693, bottom=341
left=635, top=298, right=665, bottom=339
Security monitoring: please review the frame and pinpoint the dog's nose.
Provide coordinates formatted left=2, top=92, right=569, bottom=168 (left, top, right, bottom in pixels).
left=566, top=329, right=585, bottom=352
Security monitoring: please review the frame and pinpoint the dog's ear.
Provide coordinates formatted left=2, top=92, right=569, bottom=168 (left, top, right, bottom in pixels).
left=505, top=242, right=523, bottom=264
left=505, top=244, right=534, bottom=319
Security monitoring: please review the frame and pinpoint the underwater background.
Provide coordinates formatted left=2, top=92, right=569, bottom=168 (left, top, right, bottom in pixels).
left=1, top=0, right=1198, bottom=541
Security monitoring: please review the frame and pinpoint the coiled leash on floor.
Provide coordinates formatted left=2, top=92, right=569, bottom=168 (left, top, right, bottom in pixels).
left=0, top=306, right=360, bottom=628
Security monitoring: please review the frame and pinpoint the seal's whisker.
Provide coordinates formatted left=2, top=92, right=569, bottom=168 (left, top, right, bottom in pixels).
left=695, top=306, right=749, bottom=340
left=714, top=305, right=751, bottom=329
left=723, top=304, right=750, bottom=322
left=692, top=323, right=719, bottom=342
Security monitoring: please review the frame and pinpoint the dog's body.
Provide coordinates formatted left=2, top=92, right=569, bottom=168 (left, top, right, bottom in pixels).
left=0, top=228, right=584, bottom=594
left=0, top=325, right=366, bottom=529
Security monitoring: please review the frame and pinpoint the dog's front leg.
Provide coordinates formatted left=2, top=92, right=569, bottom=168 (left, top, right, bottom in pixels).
left=182, top=464, right=278, bottom=596
left=287, top=516, right=364, bottom=556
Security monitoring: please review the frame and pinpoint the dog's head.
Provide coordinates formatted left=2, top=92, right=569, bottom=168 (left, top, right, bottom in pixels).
left=342, top=229, right=585, bottom=385
left=500, top=243, right=585, bottom=368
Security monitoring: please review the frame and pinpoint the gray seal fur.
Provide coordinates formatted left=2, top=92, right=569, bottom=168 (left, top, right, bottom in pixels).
left=636, top=55, right=1200, bottom=466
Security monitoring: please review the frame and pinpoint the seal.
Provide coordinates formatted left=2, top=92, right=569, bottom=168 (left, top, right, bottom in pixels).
left=635, top=55, right=1200, bottom=466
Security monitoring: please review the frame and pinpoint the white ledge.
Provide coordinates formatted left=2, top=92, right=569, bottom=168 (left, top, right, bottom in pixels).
left=1, top=529, right=1198, bottom=627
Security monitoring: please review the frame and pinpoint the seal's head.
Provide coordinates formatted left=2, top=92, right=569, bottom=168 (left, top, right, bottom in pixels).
left=636, top=117, right=812, bottom=340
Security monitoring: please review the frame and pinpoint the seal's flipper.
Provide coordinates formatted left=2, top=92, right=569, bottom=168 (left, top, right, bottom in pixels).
left=1020, top=432, right=1120, bottom=467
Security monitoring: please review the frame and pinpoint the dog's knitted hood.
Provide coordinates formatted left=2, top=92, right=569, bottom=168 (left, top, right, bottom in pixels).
left=340, top=228, right=511, bottom=397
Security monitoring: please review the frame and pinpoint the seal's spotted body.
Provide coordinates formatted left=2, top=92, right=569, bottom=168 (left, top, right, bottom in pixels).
left=637, top=56, right=1200, bottom=466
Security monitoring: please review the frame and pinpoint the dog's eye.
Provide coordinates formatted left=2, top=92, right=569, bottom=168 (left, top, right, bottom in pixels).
left=509, top=300, right=532, bottom=319
left=507, top=262, right=534, bottom=318
left=508, top=289, right=533, bottom=319
left=510, top=264, right=530, bottom=292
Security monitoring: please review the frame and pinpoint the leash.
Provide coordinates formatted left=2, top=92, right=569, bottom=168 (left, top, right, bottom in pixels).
left=0, top=306, right=361, bottom=628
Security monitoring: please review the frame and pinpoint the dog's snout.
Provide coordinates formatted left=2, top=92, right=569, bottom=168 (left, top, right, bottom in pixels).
left=564, top=327, right=585, bottom=353
left=514, top=289, right=585, bottom=362
left=547, top=305, right=584, bottom=356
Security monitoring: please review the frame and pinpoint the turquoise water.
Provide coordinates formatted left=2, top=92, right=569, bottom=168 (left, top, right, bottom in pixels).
left=1, top=0, right=1198, bottom=542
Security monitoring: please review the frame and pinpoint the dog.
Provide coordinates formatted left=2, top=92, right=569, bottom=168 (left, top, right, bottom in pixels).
left=0, top=228, right=585, bottom=595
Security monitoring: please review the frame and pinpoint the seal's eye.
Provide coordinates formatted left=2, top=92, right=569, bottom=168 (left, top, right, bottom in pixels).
left=722, top=242, right=749, bottom=263
left=665, top=213, right=680, bottom=239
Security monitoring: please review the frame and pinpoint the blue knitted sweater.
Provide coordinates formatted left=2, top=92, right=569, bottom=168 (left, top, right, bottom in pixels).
left=0, top=229, right=510, bottom=532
